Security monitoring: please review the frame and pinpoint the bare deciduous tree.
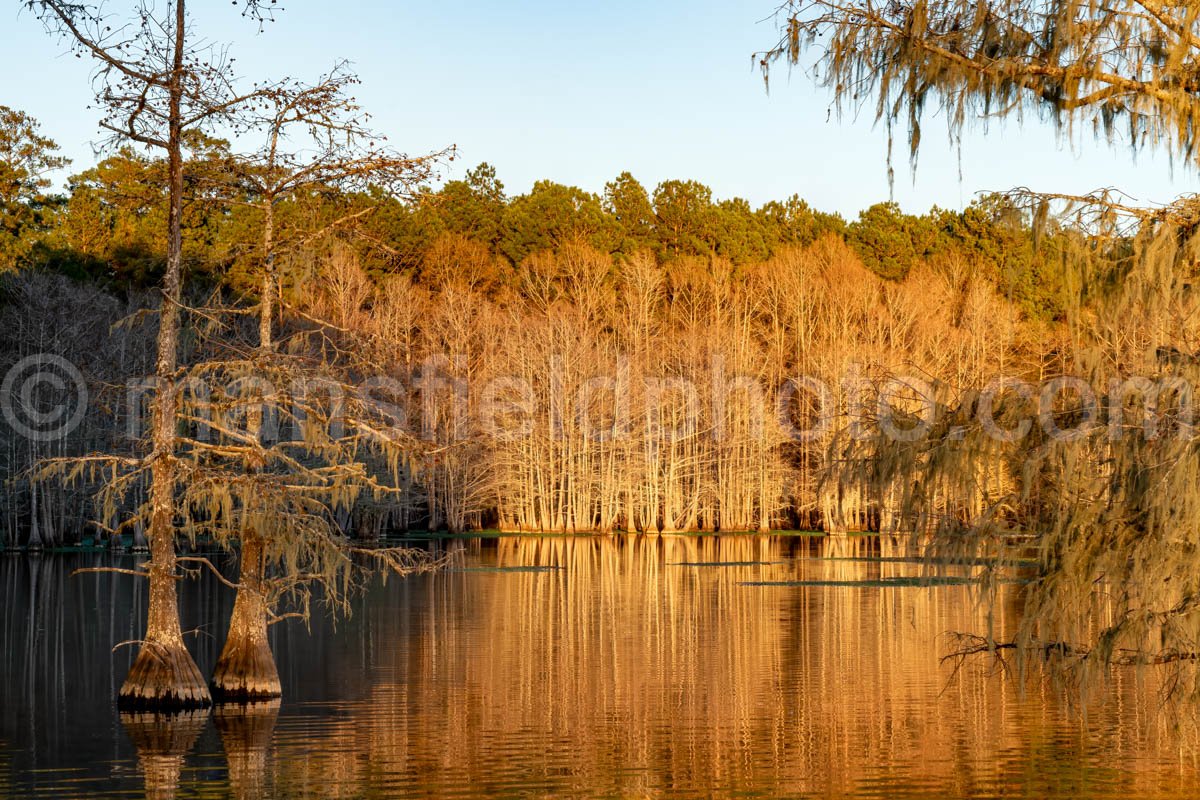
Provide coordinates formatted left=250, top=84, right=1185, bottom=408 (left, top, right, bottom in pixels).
left=225, top=61, right=452, bottom=349
left=30, top=0, right=284, bottom=709
left=201, top=64, right=450, bottom=700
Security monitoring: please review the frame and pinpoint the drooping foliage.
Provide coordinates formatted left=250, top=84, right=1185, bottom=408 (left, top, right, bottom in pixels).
left=760, top=0, right=1200, bottom=699
left=759, top=1, right=1200, bottom=175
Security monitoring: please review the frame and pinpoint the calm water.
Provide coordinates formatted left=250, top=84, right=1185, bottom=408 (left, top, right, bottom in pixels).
left=1, top=535, right=1198, bottom=799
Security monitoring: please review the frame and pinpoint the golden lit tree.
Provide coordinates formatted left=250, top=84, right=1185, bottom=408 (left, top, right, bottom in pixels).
left=30, top=0, right=285, bottom=709
left=203, top=63, right=449, bottom=700
left=0, top=106, right=68, bottom=268
left=759, top=1, right=1200, bottom=175
left=761, top=1, right=1200, bottom=695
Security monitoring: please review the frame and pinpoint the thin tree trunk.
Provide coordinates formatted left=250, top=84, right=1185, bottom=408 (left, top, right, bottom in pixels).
left=258, top=201, right=276, bottom=351
left=27, top=482, right=42, bottom=551
left=119, top=518, right=210, bottom=707
left=215, top=194, right=283, bottom=702
left=119, top=0, right=210, bottom=709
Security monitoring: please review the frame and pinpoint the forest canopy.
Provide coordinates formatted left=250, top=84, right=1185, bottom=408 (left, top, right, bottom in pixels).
left=0, top=117, right=1068, bottom=321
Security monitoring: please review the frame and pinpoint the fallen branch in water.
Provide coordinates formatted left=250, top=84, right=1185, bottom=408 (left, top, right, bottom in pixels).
left=349, top=544, right=456, bottom=578
left=942, top=632, right=1200, bottom=681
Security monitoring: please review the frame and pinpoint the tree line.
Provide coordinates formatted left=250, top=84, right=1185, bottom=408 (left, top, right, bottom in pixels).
left=2, top=114, right=1068, bottom=321
left=1, top=101, right=1077, bottom=546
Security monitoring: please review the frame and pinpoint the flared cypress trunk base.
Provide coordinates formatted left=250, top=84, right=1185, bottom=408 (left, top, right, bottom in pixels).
left=213, top=536, right=281, bottom=702
left=118, top=642, right=212, bottom=710
left=211, top=634, right=281, bottom=702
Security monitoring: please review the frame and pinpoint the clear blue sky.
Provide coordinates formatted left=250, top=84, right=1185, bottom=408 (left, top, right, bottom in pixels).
left=3, top=0, right=1198, bottom=219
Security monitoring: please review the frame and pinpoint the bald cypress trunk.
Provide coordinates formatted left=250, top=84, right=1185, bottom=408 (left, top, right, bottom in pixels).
left=118, top=0, right=210, bottom=709
left=119, top=525, right=211, bottom=708
left=212, top=535, right=281, bottom=701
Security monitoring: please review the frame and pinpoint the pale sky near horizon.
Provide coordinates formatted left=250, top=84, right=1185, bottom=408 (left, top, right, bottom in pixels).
left=3, top=0, right=1199, bottom=220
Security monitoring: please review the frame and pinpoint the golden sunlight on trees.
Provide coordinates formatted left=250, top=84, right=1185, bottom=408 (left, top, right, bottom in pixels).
left=196, top=63, right=450, bottom=701
left=11, top=0, right=1200, bottom=714
left=760, top=0, right=1200, bottom=697
left=12, top=3, right=1200, bottom=795
left=24, top=0, right=442, bottom=710
left=0, top=106, right=67, bottom=269
left=28, top=0, right=285, bottom=710
left=2, top=150, right=1064, bottom=550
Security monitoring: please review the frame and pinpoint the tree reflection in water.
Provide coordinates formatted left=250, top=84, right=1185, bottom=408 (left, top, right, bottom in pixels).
left=2, top=536, right=1200, bottom=798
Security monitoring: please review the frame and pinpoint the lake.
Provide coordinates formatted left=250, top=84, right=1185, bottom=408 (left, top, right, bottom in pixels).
left=1, top=535, right=1197, bottom=798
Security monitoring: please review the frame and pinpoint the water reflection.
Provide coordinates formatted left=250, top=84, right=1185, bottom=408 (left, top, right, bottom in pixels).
left=215, top=702, right=279, bottom=800
left=1, top=537, right=1199, bottom=798
left=121, top=711, right=208, bottom=800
